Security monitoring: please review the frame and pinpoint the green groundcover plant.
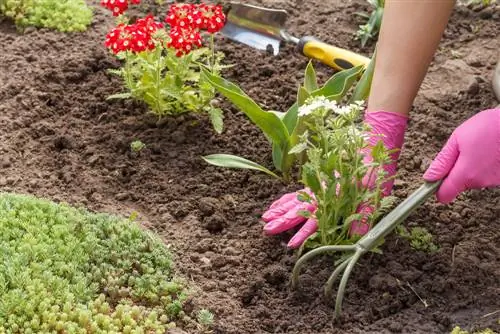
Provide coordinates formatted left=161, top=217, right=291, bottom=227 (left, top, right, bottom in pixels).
left=102, top=1, right=229, bottom=134
left=0, top=0, right=92, bottom=32
left=0, top=193, right=196, bottom=334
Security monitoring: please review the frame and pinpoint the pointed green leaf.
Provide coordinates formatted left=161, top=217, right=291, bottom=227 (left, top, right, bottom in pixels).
left=288, top=142, right=308, bottom=155
left=297, top=86, right=310, bottom=106
left=314, top=65, right=364, bottom=98
left=202, top=154, right=280, bottom=179
left=201, top=69, right=290, bottom=147
left=106, top=92, right=132, bottom=100
left=271, top=143, right=284, bottom=172
left=207, top=107, right=224, bottom=134
left=350, top=48, right=377, bottom=103
left=304, top=61, right=318, bottom=92
left=282, top=102, right=299, bottom=133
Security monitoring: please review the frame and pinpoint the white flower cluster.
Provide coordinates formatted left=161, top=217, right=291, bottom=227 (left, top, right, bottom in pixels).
left=298, top=96, right=365, bottom=117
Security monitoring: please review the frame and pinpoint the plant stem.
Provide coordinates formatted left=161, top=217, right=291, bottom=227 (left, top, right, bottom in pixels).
left=154, top=48, right=162, bottom=114
left=125, top=52, right=134, bottom=93
left=210, top=34, right=215, bottom=73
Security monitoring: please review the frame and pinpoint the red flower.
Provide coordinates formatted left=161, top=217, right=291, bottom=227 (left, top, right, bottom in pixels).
left=167, top=25, right=202, bottom=57
left=165, top=3, right=225, bottom=33
left=100, top=0, right=141, bottom=16
left=105, top=15, right=164, bottom=54
left=198, top=3, right=225, bottom=33
left=165, top=3, right=199, bottom=29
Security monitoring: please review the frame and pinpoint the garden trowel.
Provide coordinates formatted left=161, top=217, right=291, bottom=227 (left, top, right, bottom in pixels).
left=221, top=2, right=370, bottom=71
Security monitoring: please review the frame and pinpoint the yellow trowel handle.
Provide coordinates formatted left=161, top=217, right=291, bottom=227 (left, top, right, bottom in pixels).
left=298, top=36, right=370, bottom=71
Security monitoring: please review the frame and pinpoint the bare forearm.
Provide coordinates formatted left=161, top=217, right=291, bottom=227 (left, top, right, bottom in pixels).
left=367, top=0, right=455, bottom=116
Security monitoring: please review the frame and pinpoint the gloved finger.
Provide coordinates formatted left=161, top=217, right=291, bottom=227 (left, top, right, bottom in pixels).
left=261, top=192, right=299, bottom=222
left=287, top=218, right=318, bottom=249
left=349, top=203, right=374, bottom=237
left=435, top=158, right=467, bottom=204
left=263, top=202, right=315, bottom=235
left=423, top=134, right=459, bottom=182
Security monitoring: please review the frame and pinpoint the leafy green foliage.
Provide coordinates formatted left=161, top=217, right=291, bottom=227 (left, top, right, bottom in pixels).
left=196, top=309, right=214, bottom=330
left=355, top=0, right=384, bottom=47
left=293, top=100, right=396, bottom=247
left=130, top=140, right=146, bottom=153
left=0, top=193, right=190, bottom=333
left=202, top=61, right=367, bottom=181
left=398, top=226, right=439, bottom=253
left=451, top=326, right=497, bottom=334
left=0, top=0, right=92, bottom=32
left=108, top=33, right=227, bottom=134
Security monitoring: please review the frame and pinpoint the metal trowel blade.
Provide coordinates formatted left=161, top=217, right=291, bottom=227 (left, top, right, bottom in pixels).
left=221, top=3, right=288, bottom=56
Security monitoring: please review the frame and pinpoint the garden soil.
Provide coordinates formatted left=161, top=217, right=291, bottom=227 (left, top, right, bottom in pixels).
left=1, top=0, right=499, bottom=333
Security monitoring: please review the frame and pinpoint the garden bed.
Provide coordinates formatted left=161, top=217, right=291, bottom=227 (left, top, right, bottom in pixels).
left=0, top=0, right=499, bottom=333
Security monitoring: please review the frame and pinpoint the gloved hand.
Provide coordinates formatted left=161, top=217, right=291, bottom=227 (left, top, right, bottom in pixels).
left=262, top=110, right=409, bottom=248
left=423, top=108, right=500, bottom=203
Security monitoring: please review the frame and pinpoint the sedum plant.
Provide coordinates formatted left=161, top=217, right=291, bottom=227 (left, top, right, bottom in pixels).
left=0, top=0, right=92, bottom=32
left=0, top=193, right=190, bottom=333
left=291, top=98, right=396, bottom=247
left=102, top=2, right=228, bottom=134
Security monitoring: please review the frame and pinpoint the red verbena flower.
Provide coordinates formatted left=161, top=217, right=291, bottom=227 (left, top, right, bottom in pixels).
left=198, top=3, right=225, bottom=33
left=167, top=25, right=202, bottom=57
left=165, top=3, right=201, bottom=29
left=101, top=0, right=141, bottom=16
left=105, top=15, right=164, bottom=54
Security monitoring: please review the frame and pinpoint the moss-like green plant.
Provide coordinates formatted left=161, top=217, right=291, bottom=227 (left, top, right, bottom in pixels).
left=0, top=193, right=189, bottom=333
left=130, top=140, right=146, bottom=153
left=0, top=0, right=92, bottom=32
left=451, top=326, right=497, bottom=334
left=398, top=226, right=439, bottom=253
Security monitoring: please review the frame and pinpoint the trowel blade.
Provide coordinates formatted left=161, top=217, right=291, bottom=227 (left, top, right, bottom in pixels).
left=220, top=2, right=289, bottom=56
left=220, top=22, right=281, bottom=56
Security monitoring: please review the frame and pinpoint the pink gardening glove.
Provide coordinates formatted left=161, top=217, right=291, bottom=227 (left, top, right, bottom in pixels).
left=423, top=108, right=500, bottom=203
left=262, top=110, right=408, bottom=248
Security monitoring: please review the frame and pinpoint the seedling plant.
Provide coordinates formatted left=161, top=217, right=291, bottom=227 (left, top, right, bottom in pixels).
left=355, top=0, right=384, bottom=47
left=202, top=60, right=372, bottom=182
left=101, top=1, right=229, bottom=133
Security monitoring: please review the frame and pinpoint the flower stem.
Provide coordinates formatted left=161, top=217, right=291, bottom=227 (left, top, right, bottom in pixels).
left=209, top=33, right=215, bottom=73
left=125, top=52, right=134, bottom=93
left=155, top=48, right=162, bottom=114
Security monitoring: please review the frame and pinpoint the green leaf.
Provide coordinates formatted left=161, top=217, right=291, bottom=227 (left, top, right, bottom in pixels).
left=207, top=107, right=224, bottom=134
left=201, top=69, right=290, bottom=147
left=297, top=86, right=310, bottom=106
left=282, top=103, right=299, bottom=134
left=302, top=167, right=321, bottom=194
left=314, top=65, right=364, bottom=98
left=271, top=143, right=284, bottom=172
left=350, top=48, right=377, bottom=103
left=202, top=154, right=280, bottom=179
left=288, top=142, right=308, bottom=155
left=304, top=61, right=318, bottom=92
left=106, top=92, right=132, bottom=100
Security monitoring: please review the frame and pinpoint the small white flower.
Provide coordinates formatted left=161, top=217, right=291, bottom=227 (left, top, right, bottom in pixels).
left=298, top=96, right=337, bottom=117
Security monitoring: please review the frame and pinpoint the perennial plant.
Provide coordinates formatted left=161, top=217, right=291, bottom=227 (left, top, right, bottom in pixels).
left=0, top=193, right=191, bottom=333
left=0, top=0, right=92, bottom=32
left=102, top=1, right=228, bottom=133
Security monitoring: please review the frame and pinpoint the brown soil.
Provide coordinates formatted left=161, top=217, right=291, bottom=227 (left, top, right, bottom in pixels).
left=1, top=0, right=499, bottom=333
